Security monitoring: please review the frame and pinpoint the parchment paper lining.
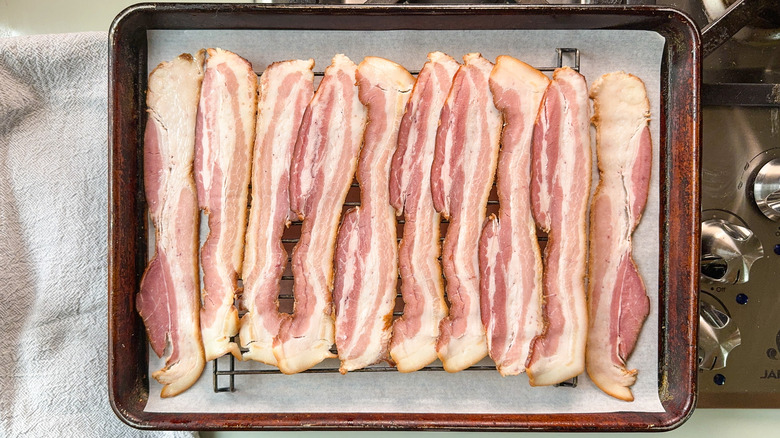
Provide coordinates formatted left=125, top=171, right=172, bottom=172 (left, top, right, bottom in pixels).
left=144, top=28, right=665, bottom=414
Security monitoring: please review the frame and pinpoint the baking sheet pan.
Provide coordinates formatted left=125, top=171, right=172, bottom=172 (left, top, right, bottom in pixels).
left=108, top=4, right=700, bottom=431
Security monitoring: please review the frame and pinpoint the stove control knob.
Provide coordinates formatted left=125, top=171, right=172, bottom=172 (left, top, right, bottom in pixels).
left=753, top=158, right=780, bottom=221
left=700, top=219, right=763, bottom=284
left=698, top=296, right=741, bottom=371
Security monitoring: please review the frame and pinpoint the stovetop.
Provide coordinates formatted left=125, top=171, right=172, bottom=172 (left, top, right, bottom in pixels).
left=678, top=0, right=780, bottom=408
left=699, top=105, right=780, bottom=408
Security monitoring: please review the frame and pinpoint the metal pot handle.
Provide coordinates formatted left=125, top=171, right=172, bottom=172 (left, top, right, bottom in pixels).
left=701, top=0, right=779, bottom=57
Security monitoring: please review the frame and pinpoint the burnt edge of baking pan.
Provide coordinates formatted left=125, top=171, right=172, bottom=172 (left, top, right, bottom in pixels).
left=108, top=3, right=700, bottom=431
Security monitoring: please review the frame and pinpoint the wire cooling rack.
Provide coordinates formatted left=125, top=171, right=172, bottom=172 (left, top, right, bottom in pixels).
left=213, top=48, right=581, bottom=393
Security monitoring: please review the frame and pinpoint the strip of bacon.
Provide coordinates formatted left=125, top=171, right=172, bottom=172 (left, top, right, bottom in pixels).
left=479, top=56, right=549, bottom=377
left=388, top=52, right=459, bottom=373
left=586, top=72, right=652, bottom=401
left=137, top=51, right=206, bottom=398
left=526, top=67, right=591, bottom=385
left=333, top=57, right=414, bottom=373
left=275, top=54, right=367, bottom=374
left=238, top=59, right=315, bottom=366
left=195, top=48, right=257, bottom=361
left=431, top=53, right=501, bottom=372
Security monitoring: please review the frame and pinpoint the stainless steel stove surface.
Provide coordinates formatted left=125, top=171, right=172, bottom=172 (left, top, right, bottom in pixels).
left=690, top=0, right=780, bottom=408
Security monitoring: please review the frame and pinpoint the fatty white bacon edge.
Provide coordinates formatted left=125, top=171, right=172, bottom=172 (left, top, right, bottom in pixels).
left=137, top=51, right=206, bottom=398
left=274, top=54, right=367, bottom=374
left=333, top=57, right=415, bottom=373
left=239, top=59, right=314, bottom=366
left=526, top=67, right=591, bottom=385
left=586, top=71, right=652, bottom=402
left=195, top=48, right=258, bottom=361
left=430, top=53, right=501, bottom=372
left=479, top=55, right=548, bottom=377
left=388, top=52, right=459, bottom=373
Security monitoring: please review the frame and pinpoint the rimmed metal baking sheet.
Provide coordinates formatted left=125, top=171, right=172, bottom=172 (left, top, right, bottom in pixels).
left=108, top=4, right=700, bottom=431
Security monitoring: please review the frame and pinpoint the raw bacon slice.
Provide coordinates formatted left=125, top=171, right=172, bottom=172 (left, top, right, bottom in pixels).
left=138, top=51, right=206, bottom=398
left=479, top=55, right=549, bottom=377
left=238, top=59, right=315, bottom=366
left=195, top=48, right=258, bottom=361
left=275, top=54, right=367, bottom=374
left=333, top=57, right=415, bottom=373
left=389, top=52, right=459, bottom=373
left=431, top=53, right=501, bottom=372
left=586, top=71, right=652, bottom=401
left=526, top=67, right=591, bottom=385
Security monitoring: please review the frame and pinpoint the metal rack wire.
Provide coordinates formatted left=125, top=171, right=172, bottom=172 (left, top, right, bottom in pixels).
left=214, top=48, right=581, bottom=393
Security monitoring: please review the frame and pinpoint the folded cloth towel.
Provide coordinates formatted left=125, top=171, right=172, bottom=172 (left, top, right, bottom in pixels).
left=0, top=32, right=194, bottom=438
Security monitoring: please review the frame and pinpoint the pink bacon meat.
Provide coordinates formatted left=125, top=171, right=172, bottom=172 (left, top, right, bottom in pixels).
left=238, top=59, right=314, bottom=366
left=195, top=48, right=258, bottom=361
left=431, top=53, right=501, bottom=372
left=526, top=67, right=591, bottom=386
left=586, top=72, right=652, bottom=401
left=333, top=57, right=415, bottom=373
left=137, top=51, right=206, bottom=397
left=479, top=55, right=549, bottom=377
left=389, top=52, right=459, bottom=373
left=275, top=54, right=367, bottom=374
